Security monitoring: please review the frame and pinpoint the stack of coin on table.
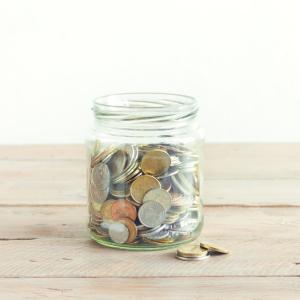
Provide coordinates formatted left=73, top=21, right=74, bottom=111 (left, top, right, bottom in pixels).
left=88, top=142, right=202, bottom=247
left=176, top=242, right=229, bottom=261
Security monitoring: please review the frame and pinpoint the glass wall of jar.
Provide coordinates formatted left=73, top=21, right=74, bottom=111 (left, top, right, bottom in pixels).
left=86, top=93, right=204, bottom=250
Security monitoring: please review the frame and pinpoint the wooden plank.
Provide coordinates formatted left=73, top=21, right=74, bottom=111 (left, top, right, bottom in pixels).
left=0, top=144, right=85, bottom=160
left=204, top=143, right=300, bottom=179
left=1, top=177, right=300, bottom=206
left=0, top=206, right=299, bottom=277
left=1, top=160, right=300, bottom=206
left=204, top=179, right=300, bottom=206
left=1, top=144, right=300, bottom=179
left=0, top=277, right=299, bottom=300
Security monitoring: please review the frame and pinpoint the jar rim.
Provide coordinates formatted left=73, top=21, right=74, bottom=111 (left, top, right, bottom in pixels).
left=91, top=92, right=200, bottom=143
left=93, top=92, right=198, bottom=109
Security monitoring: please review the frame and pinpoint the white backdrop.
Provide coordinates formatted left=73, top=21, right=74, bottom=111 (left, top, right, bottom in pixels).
left=0, top=0, right=300, bottom=144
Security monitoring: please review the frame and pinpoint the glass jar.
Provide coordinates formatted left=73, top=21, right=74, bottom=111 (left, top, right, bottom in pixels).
left=86, top=93, right=204, bottom=250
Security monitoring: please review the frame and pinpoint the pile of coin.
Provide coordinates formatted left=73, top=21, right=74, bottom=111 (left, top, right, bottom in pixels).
left=176, top=242, right=229, bottom=261
left=88, top=142, right=202, bottom=247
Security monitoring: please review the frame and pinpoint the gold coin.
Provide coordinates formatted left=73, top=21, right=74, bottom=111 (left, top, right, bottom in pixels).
left=141, top=149, right=171, bottom=176
left=130, top=175, right=161, bottom=204
left=100, top=199, right=115, bottom=220
left=200, top=242, right=229, bottom=254
left=177, top=244, right=208, bottom=258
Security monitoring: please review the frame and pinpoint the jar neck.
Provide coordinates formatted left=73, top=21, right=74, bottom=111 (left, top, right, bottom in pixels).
left=92, top=93, right=200, bottom=143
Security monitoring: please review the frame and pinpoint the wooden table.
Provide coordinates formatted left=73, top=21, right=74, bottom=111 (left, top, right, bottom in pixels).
left=0, top=144, right=299, bottom=299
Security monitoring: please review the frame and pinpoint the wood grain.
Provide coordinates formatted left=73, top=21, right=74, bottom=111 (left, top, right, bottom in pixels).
left=0, top=278, right=299, bottom=300
left=0, top=206, right=299, bottom=277
left=1, top=144, right=300, bottom=206
left=1, top=144, right=300, bottom=179
left=0, top=144, right=299, bottom=299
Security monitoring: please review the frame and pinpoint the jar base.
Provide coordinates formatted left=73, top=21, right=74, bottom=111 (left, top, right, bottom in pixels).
left=90, top=231, right=198, bottom=251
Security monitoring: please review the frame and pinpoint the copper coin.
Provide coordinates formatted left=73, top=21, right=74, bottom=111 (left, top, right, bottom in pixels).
left=141, top=149, right=171, bottom=176
left=119, top=218, right=137, bottom=243
left=111, top=199, right=137, bottom=221
left=130, top=175, right=161, bottom=204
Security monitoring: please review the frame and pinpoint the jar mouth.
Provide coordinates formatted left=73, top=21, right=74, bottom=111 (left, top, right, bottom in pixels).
left=92, top=93, right=200, bottom=142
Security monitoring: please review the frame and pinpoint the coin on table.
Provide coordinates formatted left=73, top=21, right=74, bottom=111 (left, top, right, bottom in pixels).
left=119, top=218, right=137, bottom=243
left=100, top=199, right=115, bottom=220
left=177, top=244, right=208, bottom=258
left=130, top=175, right=161, bottom=204
left=108, top=222, right=129, bottom=244
left=91, top=146, right=117, bottom=168
left=138, top=200, right=166, bottom=228
left=143, top=188, right=172, bottom=210
left=200, top=242, right=229, bottom=254
left=141, top=149, right=171, bottom=176
left=175, top=254, right=209, bottom=261
left=111, top=199, right=137, bottom=222
left=91, top=163, right=110, bottom=191
left=108, top=149, right=127, bottom=178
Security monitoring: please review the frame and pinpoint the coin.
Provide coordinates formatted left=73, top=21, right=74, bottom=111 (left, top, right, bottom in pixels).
left=175, top=254, right=209, bottom=261
left=143, top=229, right=170, bottom=241
left=119, top=218, right=137, bottom=243
left=143, top=188, right=172, bottom=210
left=110, top=182, right=131, bottom=198
left=141, top=149, right=171, bottom=176
left=91, top=146, right=117, bottom=168
left=111, top=199, right=137, bottom=221
left=177, top=244, right=208, bottom=257
left=171, top=173, right=195, bottom=196
left=91, top=163, right=110, bottom=191
left=113, top=145, right=139, bottom=184
left=100, top=199, right=115, bottom=220
left=130, top=175, right=161, bottom=204
left=89, top=182, right=109, bottom=204
left=159, top=177, right=172, bottom=192
left=108, top=222, right=129, bottom=244
left=108, top=149, right=127, bottom=178
left=200, top=242, right=229, bottom=254
left=137, top=224, right=167, bottom=237
left=138, top=200, right=166, bottom=228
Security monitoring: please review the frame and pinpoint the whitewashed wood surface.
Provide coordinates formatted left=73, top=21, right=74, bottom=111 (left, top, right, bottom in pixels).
left=0, top=144, right=299, bottom=299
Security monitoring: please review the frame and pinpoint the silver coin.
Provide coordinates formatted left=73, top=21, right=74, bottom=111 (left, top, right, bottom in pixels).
left=89, top=183, right=109, bottom=204
left=175, top=254, right=209, bottom=261
left=113, top=146, right=140, bottom=184
left=143, top=229, right=170, bottom=240
left=108, top=150, right=127, bottom=178
left=91, top=163, right=110, bottom=190
left=138, top=201, right=166, bottom=228
left=110, top=182, right=131, bottom=198
left=143, top=188, right=172, bottom=210
left=108, top=222, right=129, bottom=244
left=138, top=224, right=167, bottom=237
left=171, top=173, right=195, bottom=196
